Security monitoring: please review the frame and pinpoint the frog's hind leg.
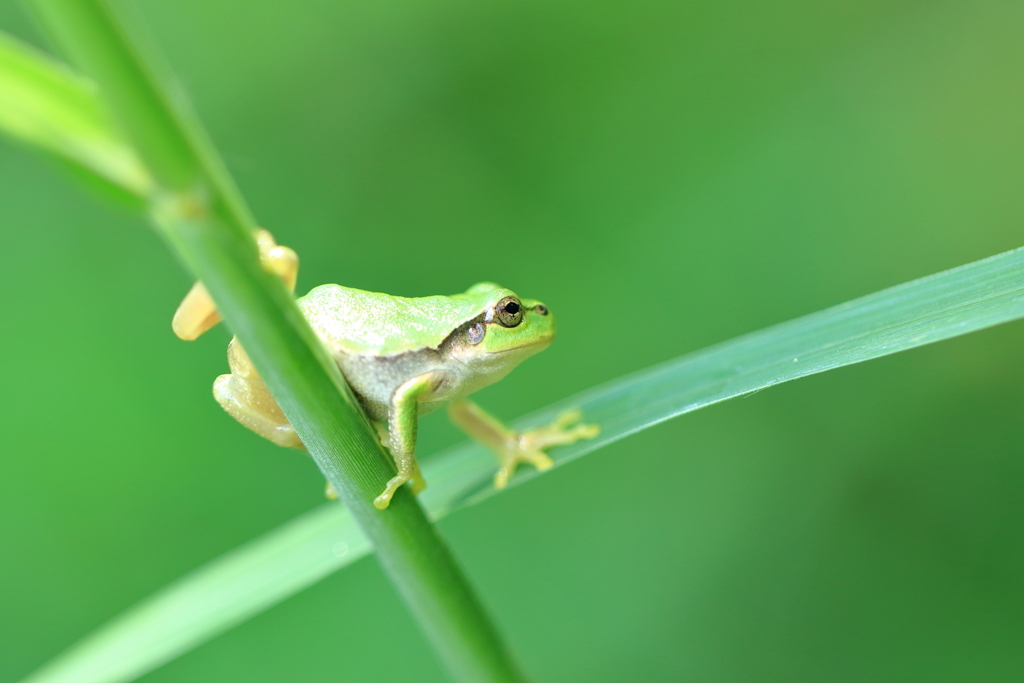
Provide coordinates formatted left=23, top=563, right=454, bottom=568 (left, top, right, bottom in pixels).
left=172, top=229, right=299, bottom=341
left=172, top=281, right=222, bottom=342
left=213, top=337, right=304, bottom=450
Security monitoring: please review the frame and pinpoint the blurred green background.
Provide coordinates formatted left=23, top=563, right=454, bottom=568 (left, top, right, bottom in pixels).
left=2, top=0, right=1024, bottom=680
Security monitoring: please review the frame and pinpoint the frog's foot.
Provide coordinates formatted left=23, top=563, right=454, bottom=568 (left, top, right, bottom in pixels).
left=173, top=229, right=299, bottom=341
left=493, top=410, right=600, bottom=489
left=212, top=341, right=306, bottom=450
left=331, top=467, right=425, bottom=506
left=373, top=463, right=426, bottom=510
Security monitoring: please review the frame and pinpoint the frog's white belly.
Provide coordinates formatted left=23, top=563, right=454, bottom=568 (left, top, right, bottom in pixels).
left=331, top=347, right=513, bottom=423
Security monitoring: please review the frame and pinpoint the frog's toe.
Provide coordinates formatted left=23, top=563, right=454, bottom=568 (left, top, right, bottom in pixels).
left=494, top=466, right=512, bottom=490
left=492, top=458, right=526, bottom=489
left=411, top=467, right=427, bottom=495
left=531, top=452, right=554, bottom=471
left=373, top=486, right=398, bottom=510
left=374, top=471, right=423, bottom=509
left=523, top=412, right=600, bottom=451
left=551, top=409, right=584, bottom=429
left=571, top=423, right=601, bottom=441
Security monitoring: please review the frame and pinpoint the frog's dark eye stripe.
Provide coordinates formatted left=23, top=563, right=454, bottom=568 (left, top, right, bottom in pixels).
left=467, top=323, right=485, bottom=344
left=534, top=304, right=549, bottom=316
left=494, top=296, right=524, bottom=327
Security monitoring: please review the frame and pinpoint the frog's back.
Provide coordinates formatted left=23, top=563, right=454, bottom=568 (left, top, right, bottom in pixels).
left=298, top=284, right=494, bottom=356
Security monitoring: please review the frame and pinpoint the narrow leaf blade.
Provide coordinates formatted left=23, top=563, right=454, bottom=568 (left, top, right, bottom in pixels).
left=0, top=30, right=149, bottom=195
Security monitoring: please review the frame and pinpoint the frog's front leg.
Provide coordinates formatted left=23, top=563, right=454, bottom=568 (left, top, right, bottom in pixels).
left=373, top=372, right=437, bottom=510
left=448, top=399, right=600, bottom=489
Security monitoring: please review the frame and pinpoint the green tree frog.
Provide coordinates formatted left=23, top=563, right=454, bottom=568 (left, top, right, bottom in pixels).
left=173, top=230, right=598, bottom=509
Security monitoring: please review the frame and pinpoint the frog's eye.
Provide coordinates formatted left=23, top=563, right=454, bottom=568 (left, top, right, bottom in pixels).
left=467, top=323, right=485, bottom=344
left=534, top=304, right=549, bottom=316
left=494, top=297, right=524, bottom=327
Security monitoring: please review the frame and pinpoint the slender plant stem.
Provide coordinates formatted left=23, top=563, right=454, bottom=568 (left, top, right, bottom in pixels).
left=26, top=1, right=525, bottom=680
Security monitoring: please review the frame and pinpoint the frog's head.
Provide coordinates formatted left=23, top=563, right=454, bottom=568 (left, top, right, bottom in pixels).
left=449, top=282, right=555, bottom=380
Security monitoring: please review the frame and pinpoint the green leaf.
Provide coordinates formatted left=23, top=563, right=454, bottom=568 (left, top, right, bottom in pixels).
left=23, top=246, right=1024, bottom=683
left=0, top=30, right=149, bottom=195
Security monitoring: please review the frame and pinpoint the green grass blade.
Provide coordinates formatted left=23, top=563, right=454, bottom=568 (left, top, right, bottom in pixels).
left=22, top=245, right=1024, bottom=683
left=0, top=30, right=149, bottom=195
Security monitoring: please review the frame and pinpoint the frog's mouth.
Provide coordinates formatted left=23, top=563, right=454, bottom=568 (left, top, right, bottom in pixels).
left=493, top=338, right=552, bottom=354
